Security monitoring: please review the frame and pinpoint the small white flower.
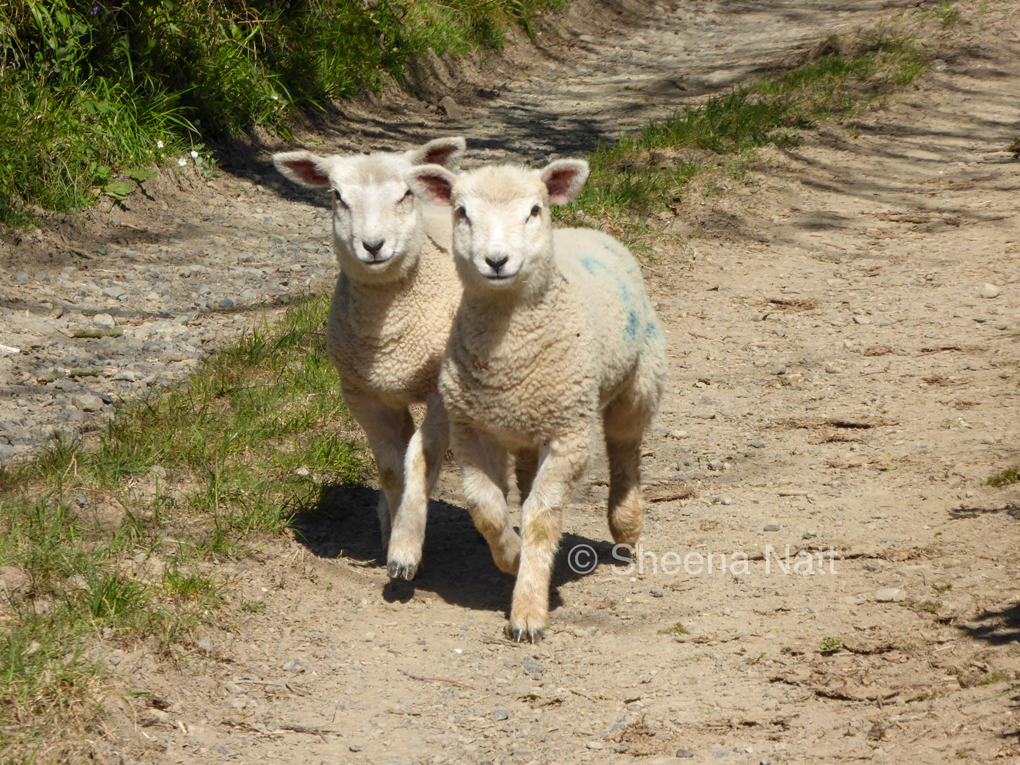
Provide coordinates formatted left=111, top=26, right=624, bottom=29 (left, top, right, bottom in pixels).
left=177, top=157, right=187, bottom=166
left=271, top=94, right=279, bottom=101
left=156, top=140, right=164, bottom=149
left=190, top=150, right=198, bottom=159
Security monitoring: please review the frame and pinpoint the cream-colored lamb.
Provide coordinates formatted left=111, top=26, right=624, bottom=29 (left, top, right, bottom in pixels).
left=273, top=137, right=465, bottom=580
left=406, top=159, right=667, bottom=642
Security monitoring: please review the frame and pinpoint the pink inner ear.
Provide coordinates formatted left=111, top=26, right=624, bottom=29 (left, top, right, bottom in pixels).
left=285, top=158, right=330, bottom=187
left=544, top=167, right=578, bottom=204
left=422, top=145, right=458, bottom=168
left=415, top=173, right=454, bottom=206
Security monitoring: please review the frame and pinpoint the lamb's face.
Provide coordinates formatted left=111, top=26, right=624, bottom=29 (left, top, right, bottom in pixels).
left=450, top=167, right=553, bottom=292
left=273, top=138, right=465, bottom=284
left=407, top=159, right=590, bottom=297
left=326, top=154, right=424, bottom=279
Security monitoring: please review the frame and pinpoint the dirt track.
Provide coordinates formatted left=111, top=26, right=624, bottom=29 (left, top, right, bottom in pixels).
left=42, top=1, right=1020, bottom=763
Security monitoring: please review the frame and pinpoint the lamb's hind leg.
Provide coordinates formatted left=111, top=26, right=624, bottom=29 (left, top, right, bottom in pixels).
left=452, top=424, right=521, bottom=576
left=388, top=393, right=450, bottom=580
left=344, top=390, right=415, bottom=551
left=603, top=392, right=656, bottom=549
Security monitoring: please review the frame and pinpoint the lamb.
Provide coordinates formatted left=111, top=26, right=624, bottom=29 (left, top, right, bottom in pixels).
left=406, top=159, right=668, bottom=642
left=273, top=137, right=466, bottom=581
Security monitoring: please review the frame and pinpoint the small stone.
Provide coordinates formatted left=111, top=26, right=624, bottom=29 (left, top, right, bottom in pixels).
left=93, top=313, right=116, bottom=329
left=102, top=286, right=125, bottom=299
left=692, top=406, right=716, bottom=419
left=763, top=520, right=780, bottom=532
left=650, top=589, right=664, bottom=598
left=676, top=749, right=696, bottom=759
left=749, top=440, right=766, bottom=449
left=931, top=58, right=948, bottom=72
left=523, top=658, right=544, bottom=674
left=824, top=363, right=842, bottom=374
left=224, top=682, right=247, bottom=694
left=196, top=284, right=211, bottom=296
left=197, top=637, right=213, bottom=652
left=586, top=741, right=604, bottom=750
left=349, top=745, right=362, bottom=753
left=67, top=575, right=89, bottom=591
left=492, top=708, right=509, bottom=721
left=668, top=430, right=688, bottom=439
left=282, top=656, right=310, bottom=672
left=980, top=283, right=1001, bottom=299
left=712, top=495, right=733, bottom=506
left=72, top=394, right=105, bottom=412
left=108, top=649, right=124, bottom=666
left=852, top=315, right=872, bottom=325
left=439, top=96, right=464, bottom=120
left=875, top=588, right=906, bottom=603
left=802, top=529, right=817, bottom=540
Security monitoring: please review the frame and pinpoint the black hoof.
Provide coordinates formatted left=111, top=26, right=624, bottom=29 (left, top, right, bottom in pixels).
left=507, top=624, right=543, bottom=644
left=387, top=560, right=419, bottom=581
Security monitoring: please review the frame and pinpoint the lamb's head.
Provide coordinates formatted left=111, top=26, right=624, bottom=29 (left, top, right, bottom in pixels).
left=273, top=137, right=465, bottom=284
left=407, top=159, right=589, bottom=297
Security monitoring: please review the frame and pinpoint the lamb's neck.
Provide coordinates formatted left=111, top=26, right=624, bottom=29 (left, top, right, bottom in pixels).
left=341, top=258, right=422, bottom=334
left=459, top=271, right=571, bottom=352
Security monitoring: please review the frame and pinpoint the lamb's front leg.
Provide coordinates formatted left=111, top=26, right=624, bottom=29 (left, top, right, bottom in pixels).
left=388, top=393, right=450, bottom=580
left=509, top=434, right=589, bottom=643
left=452, top=424, right=521, bottom=575
left=343, top=389, right=415, bottom=551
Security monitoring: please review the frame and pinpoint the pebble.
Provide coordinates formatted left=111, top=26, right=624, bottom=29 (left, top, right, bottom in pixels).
left=676, top=749, right=696, bottom=758
left=0, top=180, right=337, bottom=463
left=875, top=588, right=907, bottom=603
left=492, top=708, right=509, bottom=721
left=980, top=283, right=1001, bottom=299
left=763, top=520, right=781, bottom=532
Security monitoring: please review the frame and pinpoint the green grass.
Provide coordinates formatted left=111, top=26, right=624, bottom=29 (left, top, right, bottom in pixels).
left=556, top=27, right=932, bottom=241
left=0, top=294, right=367, bottom=760
left=0, top=0, right=563, bottom=227
left=820, top=636, right=844, bottom=653
left=987, top=466, right=1020, bottom=487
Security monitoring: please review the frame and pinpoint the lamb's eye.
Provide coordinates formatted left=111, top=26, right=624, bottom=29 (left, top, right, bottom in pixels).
left=333, top=189, right=348, bottom=209
left=401, top=188, right=414, bottom=203
left=529, top=204, right=541, bottom=219
left=455, top=205, right=470, bottom=224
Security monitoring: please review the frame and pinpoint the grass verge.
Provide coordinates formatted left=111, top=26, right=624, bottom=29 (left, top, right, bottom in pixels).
left=555, top=26, right=932, bottom=245
left=0, top=0, right=563, bottom=228
left=0, top=294, right=366, bottom=761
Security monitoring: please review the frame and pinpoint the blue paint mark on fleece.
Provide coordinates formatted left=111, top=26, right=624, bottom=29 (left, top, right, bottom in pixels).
left=580, top=256, right=632, bottom=307
left=626, top=311, right=639, bottom=339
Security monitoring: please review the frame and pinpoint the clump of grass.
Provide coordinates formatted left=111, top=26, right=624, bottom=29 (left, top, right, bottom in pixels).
left=987, top=466, right=1020, bottom=487
left=0, top=294, right=367, bottom=758
left=557, top=27, right=932, bottom=236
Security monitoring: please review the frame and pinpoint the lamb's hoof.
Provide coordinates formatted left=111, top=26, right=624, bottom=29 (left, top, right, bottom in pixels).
left=506, top=623, right=544, bottom=644
left=387, top=560, right=419, bottom=581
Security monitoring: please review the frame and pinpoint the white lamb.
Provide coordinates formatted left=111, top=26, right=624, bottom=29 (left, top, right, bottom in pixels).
left=406, top=159, right=668, bottom=642
left=273, top=137, right=466, bottom=580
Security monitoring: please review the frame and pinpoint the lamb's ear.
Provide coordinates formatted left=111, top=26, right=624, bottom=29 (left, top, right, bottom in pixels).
left=539, top=159, right=589, bottom=205
left=273, top=151, right=332, bottom=188
left=406, top=165, right=457, bottom=207
left=408, top=137, right=467, bottom=170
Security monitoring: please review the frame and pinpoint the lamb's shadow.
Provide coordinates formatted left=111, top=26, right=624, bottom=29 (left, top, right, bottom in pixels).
left=957, top=601, right=1020, bottom=646
left=290, top=482, right=613, bottom=618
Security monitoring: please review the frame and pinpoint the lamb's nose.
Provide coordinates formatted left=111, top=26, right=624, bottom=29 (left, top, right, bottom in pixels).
left=485, top=255, right=508, bottom=274
left=363, top=239, right=385, bottom=259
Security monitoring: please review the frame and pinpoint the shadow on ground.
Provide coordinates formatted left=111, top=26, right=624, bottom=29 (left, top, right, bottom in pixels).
left=290, top=482, right=622, bottom=619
